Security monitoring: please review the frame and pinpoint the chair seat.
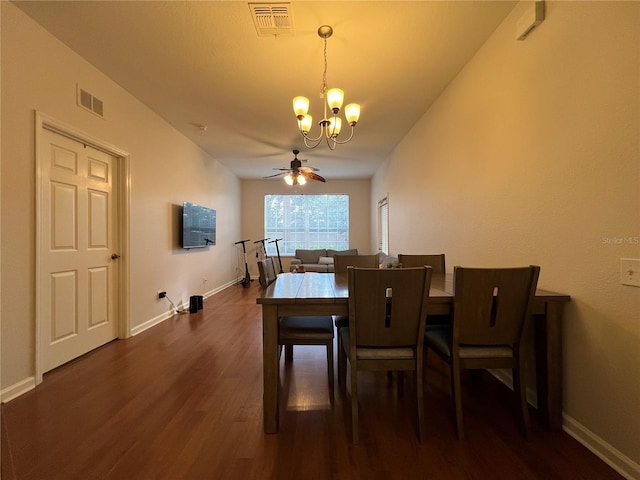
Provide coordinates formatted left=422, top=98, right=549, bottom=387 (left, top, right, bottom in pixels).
left=425, top=328, right=513, bottom=359
left=342, top=329, right=415, bottom=360
left=280, top=316, right=334, bottom=340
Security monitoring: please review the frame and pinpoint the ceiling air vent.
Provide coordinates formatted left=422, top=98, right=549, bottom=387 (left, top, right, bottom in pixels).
left=249, top=3, right=293, bottom=37
left=77, top=85, right=104, bottom=118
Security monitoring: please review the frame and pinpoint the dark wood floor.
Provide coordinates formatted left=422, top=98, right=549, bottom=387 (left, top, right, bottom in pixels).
left=2, top=281, right=621, bottom=480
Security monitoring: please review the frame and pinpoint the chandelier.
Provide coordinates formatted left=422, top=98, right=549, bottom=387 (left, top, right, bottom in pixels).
left=292, top=25, right=361, bottom=150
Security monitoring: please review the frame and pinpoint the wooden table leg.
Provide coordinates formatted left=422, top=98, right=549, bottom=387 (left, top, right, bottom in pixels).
left=534, top=301, right=565, bottom=431
left=263, top=304, right=280, bottom=433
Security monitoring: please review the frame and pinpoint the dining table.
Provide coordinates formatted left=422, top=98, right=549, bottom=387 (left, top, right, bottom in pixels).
left=257, top=271, right=571, bottom=434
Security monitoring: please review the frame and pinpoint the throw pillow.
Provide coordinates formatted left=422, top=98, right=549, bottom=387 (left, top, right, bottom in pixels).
left=318, top=256, right=334, bottom=265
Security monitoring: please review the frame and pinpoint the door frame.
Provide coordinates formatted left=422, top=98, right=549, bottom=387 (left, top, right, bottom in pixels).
left=34, top=111, right=131, bottom=384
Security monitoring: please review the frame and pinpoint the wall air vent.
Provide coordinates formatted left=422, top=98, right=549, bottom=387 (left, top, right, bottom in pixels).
left=77, top=85, right=104, bottom=118
left=249, top=3, right=293, bottom=37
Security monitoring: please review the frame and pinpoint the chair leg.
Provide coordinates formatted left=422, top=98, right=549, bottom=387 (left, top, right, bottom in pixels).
left=284, top=344, right=293, bottom=362
left=338, top=332, right=347, bottom=386
left=327, top=341, right=334, bottom=401
left=350, top=361, right=359, bottom=444
left=451, top=360, right=465, bottom=440
left=397, top=371, right=405, bottom=396
left=416, top=362, right=425, bottom=442
left=514, top=357, right=530, bottom=439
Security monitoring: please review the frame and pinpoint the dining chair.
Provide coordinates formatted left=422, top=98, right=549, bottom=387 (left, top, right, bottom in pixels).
left=397, top=254, right=446, bottom=273
left=341, top=266, right=432, bottom=443
left=257, top=256, right=277, bottom=288
left=257, top=258, right=335, bottom=399
left=333, top=254, right=380, bottom=273
left=332, top=254, right=380, bottom=384
left=424, top=265, right=540, bottom=440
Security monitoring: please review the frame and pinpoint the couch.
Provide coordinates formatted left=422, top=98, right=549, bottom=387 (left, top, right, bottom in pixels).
left=289, top=249, right=400, bottom=272
left=289, top=248, right=358, bottom=272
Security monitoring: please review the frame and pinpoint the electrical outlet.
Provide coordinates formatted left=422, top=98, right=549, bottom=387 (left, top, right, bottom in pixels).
left=620, top=259, right=640, bottom=287
left=158, top=291, right=167, bottom=299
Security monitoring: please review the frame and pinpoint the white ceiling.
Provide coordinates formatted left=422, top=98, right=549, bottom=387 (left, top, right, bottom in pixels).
left=14, top=1, right=517, bottom=180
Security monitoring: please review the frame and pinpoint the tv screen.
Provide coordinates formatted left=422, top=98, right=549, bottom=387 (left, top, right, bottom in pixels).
left=182, top=202, right=216, bottom=248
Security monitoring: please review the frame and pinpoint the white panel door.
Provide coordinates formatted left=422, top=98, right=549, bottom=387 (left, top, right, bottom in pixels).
left=39, top=129, right=119, bottom=372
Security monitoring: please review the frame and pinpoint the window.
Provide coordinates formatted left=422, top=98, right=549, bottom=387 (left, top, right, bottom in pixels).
left=264, top=194, right=349, bottom=256
left=378, top=196, right=389, bottom=255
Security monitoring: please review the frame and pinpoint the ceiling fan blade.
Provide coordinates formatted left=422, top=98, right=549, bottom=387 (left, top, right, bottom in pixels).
left=263, top=172, right=286, bottom=178
left=272, top=167, right=290, bottom=171
left=298, top=166, right=319, bottom=173
left=302, top=172, right=326, bottom=182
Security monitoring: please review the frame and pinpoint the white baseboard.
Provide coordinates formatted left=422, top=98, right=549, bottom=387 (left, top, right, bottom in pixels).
left=1, top=376, right=36, bottom=403
left=490, top=370, right=639, bottom=480
left=131, top=279, right=239, bottom=336
left=563, top=414, right=640, bottom=480
left=130, top=309, right=176, bottom=336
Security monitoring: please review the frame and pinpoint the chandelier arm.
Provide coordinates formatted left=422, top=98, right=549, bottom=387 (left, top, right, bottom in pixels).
left=300, top=127, right=324, bottom=143
left=329, top=125, right=356, bottom=145
left=302, top=134, right=323, bottom=149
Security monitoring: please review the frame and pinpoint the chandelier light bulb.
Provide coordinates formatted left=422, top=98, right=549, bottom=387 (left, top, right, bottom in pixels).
left=326, top=88, right=344, bottom=114
left=329, top=117, right=342, bottom=137
left=297, top=174, right=307, bottom=185
left=299, top=115, right=313, bottom=134
left=293, top=96, right=310, bottom=120
left=345, top=103, right=361, bottom=126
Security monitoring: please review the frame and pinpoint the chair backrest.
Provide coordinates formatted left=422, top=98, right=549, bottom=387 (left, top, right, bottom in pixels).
left=334, top=254, right=379, bottom=274
left=398, top=254, right=446, bottom=273
left=257, top=257, right=277, bottom=288
left=452, top=266, right=540, bottom=346
left=348, top=266, right=432, bottom=348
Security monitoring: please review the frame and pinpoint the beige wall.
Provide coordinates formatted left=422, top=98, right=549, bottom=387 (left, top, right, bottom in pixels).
left=2, top=0, right=638, bottom=474
left=373, top=1, right=639, bottom=472
left=1, top=3, right=241, bottom=393
left=241, top=179, right=371, bottom=277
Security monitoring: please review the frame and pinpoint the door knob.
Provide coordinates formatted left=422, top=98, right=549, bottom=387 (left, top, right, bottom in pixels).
left=111, top=253, right=121, bottom=260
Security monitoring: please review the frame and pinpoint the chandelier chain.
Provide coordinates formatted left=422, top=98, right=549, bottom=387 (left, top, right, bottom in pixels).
left=321, top=37, right=328, bottom=97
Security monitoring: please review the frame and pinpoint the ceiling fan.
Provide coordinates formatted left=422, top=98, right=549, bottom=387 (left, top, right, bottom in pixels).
left=264, top=149, right=326, bottom=185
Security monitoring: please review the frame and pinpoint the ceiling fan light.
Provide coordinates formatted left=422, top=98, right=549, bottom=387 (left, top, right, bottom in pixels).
left=284, top=173, right=294, bottom=185
left=293, top=96, right=310, bottom=120
left=326, top=88, right=344, bottom=114
left=299, top=115, right=312, bottom=134
left=345, top=103, right=360, bottom=126
left=329, top=117, right=342, bottom=137
left=297, top=174, right=307, bottom=185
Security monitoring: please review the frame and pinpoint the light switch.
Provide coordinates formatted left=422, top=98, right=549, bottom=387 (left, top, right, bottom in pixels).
left=620, top=258, right=640, bottom=287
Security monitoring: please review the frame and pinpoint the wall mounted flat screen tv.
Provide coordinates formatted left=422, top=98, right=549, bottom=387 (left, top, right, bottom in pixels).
left=182, top=202, right=216, bottom=248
